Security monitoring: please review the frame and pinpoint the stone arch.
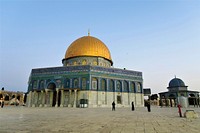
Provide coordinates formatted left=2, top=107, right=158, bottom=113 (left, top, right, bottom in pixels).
left=12, top=95, right=15, bottom=99
left=5, top=95, right=9, bottom=101
left=168, top=94, right=176, bottom=107
left=188, top=93, right=196, bottom=106
left=17, top=95, right=20, bottom=101
left=189, top=94, right=195, bottom=97
left=47, top=82, right=56, bottom=90
left=47, top=82, right=57, bottom=107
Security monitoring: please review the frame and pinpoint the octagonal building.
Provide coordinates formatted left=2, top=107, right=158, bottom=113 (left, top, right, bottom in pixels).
left=26, top=34, right=143, bottom=108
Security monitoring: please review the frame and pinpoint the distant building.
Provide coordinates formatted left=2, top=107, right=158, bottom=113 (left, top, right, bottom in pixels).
left=26, top=34, right=144, bottom=108
left=159, top=77, right=199, bottom=107
left=143, top=88, right=151, bottom=97
left=0, top=90, right=24, bottom=105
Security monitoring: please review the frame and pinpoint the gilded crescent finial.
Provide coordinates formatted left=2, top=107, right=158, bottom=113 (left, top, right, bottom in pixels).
left=88, top=29, right=90, bottom=36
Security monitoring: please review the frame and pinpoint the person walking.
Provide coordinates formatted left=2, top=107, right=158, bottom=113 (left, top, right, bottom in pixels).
left=147, top=100, right=151, bottom=112
left=112, top=101, right=115, bottom=111
left=131, top=101, right=135, bottom=111
left=1, top=98, right=4, bottom=108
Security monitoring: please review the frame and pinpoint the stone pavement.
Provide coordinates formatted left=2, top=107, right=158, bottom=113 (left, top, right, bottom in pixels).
left=0, top=106, right=200, bottom=133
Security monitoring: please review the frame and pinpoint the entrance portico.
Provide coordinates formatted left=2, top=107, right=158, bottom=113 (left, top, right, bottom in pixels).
left=27, top=88, right=79, bottom=108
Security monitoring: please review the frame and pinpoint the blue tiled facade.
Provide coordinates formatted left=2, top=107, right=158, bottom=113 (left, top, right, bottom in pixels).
left=28, top=65, right=143, bottom=93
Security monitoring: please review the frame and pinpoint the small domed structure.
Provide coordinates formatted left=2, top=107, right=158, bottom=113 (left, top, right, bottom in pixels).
left=168, top=78, right=186, bottom=88
left=159, top=76, right=199, bottom=108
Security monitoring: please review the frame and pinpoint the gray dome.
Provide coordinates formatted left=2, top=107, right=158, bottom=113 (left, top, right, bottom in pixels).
left=168, top=78, right=186, bottom=88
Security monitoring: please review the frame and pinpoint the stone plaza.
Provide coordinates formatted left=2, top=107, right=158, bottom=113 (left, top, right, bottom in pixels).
left=0, top=106, right=200, bottom=133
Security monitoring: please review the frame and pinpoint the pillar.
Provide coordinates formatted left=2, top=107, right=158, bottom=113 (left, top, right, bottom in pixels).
left=106, top=79, right=109, bottom=105
left=68, top=90, right=72, bottom=107
left=39, top=90, right=44, bottom=107
left=32, top=90, right=36, bottom=107
left=73, top=89, right=77, bottom=108
left=27, top=91, right=32, bottom=107
left=44, top=89, right=49, bottom=107
left=55, top=88, right=59, bottom=107
left=128, top=81, right=130, bottom=105
left=97, top=78, right=101, bottom=105
left=114, top=80, right=116, bottom=102
left=121, top=81, right=124, bottom=105
left=60, top=90, right=64, bottom=107
left=160, top=98, right=163, bottom=107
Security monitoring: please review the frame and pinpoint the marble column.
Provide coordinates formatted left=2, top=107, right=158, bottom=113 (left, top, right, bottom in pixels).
left=44, top=89, right=49, bottom=107
left=73, top=89, right=77, bottom=108
left=121, top=81, right=124, bottom=105
left=28, top=91, right=32, bottom=107
left=39, top=90, right=44, bottom=107
left=32, top=90, right=36, bottom=107
left=55, top=88, right=59, bottom=107
left=42, top=90, right=46, bottom=107
left=68, top=90, right=72, bottom=107
left=60, top=90, right=64, bottom=107
left=128, top=81, right=130, bottom=105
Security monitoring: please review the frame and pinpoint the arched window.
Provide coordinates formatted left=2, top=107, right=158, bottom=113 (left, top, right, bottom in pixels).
left=130, top=82, right=135, bottom=92
left=64, top=78, right=70, bottom=88
left=82, top=78, right=87, bottom=90
left=124, top=81, right=129, bottom=92
left=93, top=61, right=97, bottom=66
left=39, top=80, right=44, bottom=89
left=73, top=61, right=77, bottom=65
left=101, top=79, right=106, bottom=91
left=73, top=78, right=79, bottom=88
left=116, top=80, right=122, bottom=92
left=92, top=78, right=98, bottom=90
left=82, top=60, right=87, bottom=65
left=109, top=79, right=114, bottom=92
left=137, top=83, right=141, bottom=92
left=33, top=80, right=37, bottom=89
left=47, top=83, right=56, bottom=90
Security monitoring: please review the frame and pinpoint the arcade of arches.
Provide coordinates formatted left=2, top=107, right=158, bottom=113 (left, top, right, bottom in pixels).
left=0, top=90, right=24, bottom=105
left=27, top=78, right=143, bottom=108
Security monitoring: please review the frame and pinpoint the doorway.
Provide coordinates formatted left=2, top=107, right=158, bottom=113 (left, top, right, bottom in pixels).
left=117, top=95, right=122, bottom=104
left=47, top=83, right=57, bottom=107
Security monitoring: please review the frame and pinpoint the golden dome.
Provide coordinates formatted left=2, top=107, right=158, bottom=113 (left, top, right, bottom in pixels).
left=64, top=35, right=112, bottom=63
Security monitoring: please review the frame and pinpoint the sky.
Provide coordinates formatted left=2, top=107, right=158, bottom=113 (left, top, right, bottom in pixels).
left=0, top=0, right=200, bottom=94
